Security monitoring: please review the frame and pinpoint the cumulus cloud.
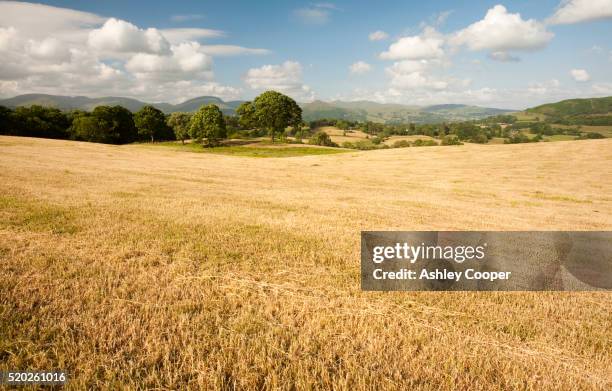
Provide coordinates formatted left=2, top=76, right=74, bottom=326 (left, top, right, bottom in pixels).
left=349, top=61, right=372, bottom=75
left=488, top=51, right=521, bottom=62
left=384, top=60, right=460, bottom=91
left=0, top=2, right=267, bottom=102
left=570, top=69, right=590, bottom=82
left=126, top=42, right=213, bottom=81
left=244, top=61, right=314, bottom=101
left=450, top=5, right=553, bottom=52
left=547, top=0, right=612, bottom=25
left=88, top=18, right=170, bottom=55
left=369, top=30, right=389, bottom=41
left=380, top=27, right=445, bottom=60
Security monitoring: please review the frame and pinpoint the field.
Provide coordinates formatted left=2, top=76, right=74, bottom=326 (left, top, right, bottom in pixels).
left=1, top=136, right=611, bottom=390
left=149, top=141, right=348, bottom=158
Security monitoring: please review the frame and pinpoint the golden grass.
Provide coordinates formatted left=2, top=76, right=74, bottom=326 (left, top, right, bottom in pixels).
left=1, top=136, right=611, bottom=390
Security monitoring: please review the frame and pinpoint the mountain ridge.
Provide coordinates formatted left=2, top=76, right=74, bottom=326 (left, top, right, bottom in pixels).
left=0, top=93, right=515, bottom=123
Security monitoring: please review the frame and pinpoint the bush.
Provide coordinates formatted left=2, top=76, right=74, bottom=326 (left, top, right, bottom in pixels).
left=392, top=140, right=410, bottom=148
left=578, top=132, right=605, bottom=139
left=412, top=139, right=437, bottom=147
left=441, top=136, right=463, bottom=146
left=308, top=131, right=338, bottom=147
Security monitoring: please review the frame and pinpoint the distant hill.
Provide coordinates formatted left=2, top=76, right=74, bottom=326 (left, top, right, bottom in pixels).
left=1, top=93, right=512, bottom=123
left=0, top=94, right=244, bottom=115
left=525, top=96, right=612, bottom=125
left=0, top=94, right=150, bottom=112
left=302, top=100, right=512, bottom=123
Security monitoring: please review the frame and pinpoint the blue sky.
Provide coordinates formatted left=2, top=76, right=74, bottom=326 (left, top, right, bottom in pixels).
left=0, top=0, right=611, bottom=108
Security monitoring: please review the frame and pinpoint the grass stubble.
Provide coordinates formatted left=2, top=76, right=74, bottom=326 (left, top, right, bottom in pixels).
left=0, top=136, right=611, bottom=390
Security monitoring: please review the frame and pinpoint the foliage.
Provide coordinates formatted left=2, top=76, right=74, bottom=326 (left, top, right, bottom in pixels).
left=392, top=140, right=411, bottom=148
left=236, top=101, right=257, bottom=129
left=189, top=104, right=226, bottom=146
left=308, top=131, right=338, bottom=147
left=134, top=105, right=170, bottom=142
left=252, top=91, right=302, bottom=142
left=167, top=112, right=192, bottom=144
left=3, top=105, right=70, bottom=139
left=441, top=136, right=463, bottom=145
left=412, top=139, right=438, bottom=147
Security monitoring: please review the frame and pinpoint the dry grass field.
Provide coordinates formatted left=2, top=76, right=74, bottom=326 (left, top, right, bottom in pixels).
left=1, top=135, right=611, bottom=390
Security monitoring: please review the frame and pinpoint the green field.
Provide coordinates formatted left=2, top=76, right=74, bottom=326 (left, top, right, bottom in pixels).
left=149, top=141, right=349, bottom=158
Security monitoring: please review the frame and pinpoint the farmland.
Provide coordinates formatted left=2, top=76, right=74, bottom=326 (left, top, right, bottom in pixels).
left=1, top=135, right=611, bottom=389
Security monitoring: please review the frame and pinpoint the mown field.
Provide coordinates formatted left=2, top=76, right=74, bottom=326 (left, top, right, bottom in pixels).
left=1, top=136, right=611, bottom=390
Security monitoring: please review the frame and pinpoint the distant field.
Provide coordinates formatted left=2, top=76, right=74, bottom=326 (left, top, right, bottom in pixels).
left=318, top=126, right=438, bottom=146
left=512, top=111, right=544, bottom=121
left=552, top=124, right=612, bottom=137
left=1, top=136, right=611, bottom=389
left=150, top=141, right=348, bottom=158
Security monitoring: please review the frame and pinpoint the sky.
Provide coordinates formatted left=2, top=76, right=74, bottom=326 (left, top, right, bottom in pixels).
left=0, top=0, right=611, bottom=109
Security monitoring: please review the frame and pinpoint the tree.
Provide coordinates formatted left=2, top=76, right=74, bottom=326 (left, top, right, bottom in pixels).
left=0, top=106, right=15, bottom=135
left=71, top=114, right=105, bottom=142
left=167, top=112, right=192, bottom=144
left=92, top=105, right=138, bottom=144
left=189, top=104, right=226, bottom=146
left=252, top=91, right=301, bottom=142
left=309, top=130, right=338, bottom=147
left=236, top=101, right=257, bottom=129
left=134, top=105, right=167, bottom=142
left=11, top=105, right=70, bottom=139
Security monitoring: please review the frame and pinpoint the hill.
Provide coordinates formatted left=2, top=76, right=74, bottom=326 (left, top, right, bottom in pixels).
left=0, top=94, right=244, bottom=115
left=524, top=96, right=612, bottom=125
left=302, top=100, right=513, bottom=123
left=1, top=94, right=512, bottom=123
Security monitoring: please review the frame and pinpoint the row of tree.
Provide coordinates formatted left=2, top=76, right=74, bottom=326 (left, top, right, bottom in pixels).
left=0, top=90, right=304, bottom=146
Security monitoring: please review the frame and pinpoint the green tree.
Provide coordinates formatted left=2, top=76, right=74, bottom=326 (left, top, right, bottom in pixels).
left=236, top=101, right=257, bottom=129
left=71, top=114, right=105, bottom=142
left=252, top=91, right=301, bottom=142
left=134, top=105, right=167, bottom=142
left=189, top=104, right=226, bottom=146
left=308, top=130, right=338, bottom=147
left=91, top=105, right=138, bottom=144
left=167, top=112, right=192, bottom=144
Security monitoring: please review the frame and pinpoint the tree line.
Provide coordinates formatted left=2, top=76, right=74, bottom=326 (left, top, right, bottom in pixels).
left=0, top=90, right=303, bottom=146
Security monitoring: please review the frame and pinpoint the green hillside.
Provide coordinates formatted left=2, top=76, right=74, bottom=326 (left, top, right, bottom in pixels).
left=525, top=96, right=612, bottom=125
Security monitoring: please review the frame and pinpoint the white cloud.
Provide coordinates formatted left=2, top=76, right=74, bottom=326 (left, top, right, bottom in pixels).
left=434, top=10, right=453, bottom=26
left=570, top=69, right=590, bottom=82
left=198, top=45, right=270, bottom=56
left=369, top=30, right=389, bottom=41
left=126, top=42, right=213, bottom=81
left=385, top=60, right=457, bottom=91
left=0, top=1, right=103, bottom=41
left=528, top=79, right=561, bottom=94
left=349, top=61, right=372, bottom=75
left=488, top=51, right=521, bottom=62
left=294, top=3, right=338, bottom=25
left=0, top=2, right=256, bottom=103
left=380, top=27, right=445, bottom=60
left=88, top=18, right=170, bottom=55
left=450, top=5, right=553, bottom=52
left=170, top=14, right=204, bottom=23
left=547, top=0, right=612, bottom=25
left=244, top=61, right=314, bottom=101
